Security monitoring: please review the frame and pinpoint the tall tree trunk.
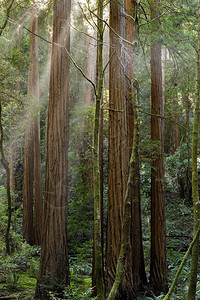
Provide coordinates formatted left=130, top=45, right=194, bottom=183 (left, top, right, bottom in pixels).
left=31, top=13, right=42, bottom=246
left=184, top=92, right=192, bottom=203
left=150, top=0, right=168, bottom=294
left=187, top=2, right=200, bottom=299
left=126, top=0, right=147, bottom=293
left=23, top=112, right=34, bottom=244
left=35, top=0, right=71, bottom=298
left=0, top=102, right=11, bottom=254
left=107, top=82, right=139, bottom=300
left=9, top=123, right=17, bottom=233
left=23, top=12, right=42, bottom=246
left=92, top=14, right=104, bottom=293
left=93, top=0, right=105, bottom=298
left=106, top=0, right=135, bottom=298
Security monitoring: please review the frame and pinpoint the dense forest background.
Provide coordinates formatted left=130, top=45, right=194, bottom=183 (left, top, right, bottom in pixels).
left=0, top=0, right=200, bottom=299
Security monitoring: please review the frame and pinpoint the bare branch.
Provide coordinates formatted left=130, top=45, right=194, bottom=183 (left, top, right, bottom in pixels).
left=23, top=25, right=97, bottom=95
left=139, top=9, right=177, bottom=28
left=0, top=0, right=15, bottom=36
left=139, top=109, right=186, bottom=129
left=70, top=23, right=98, bottom=41
left=102, top=50, right=115, bottom=77
left=78, top=2, right=97, bottom=33
left=0, top=91, right=23, bottom=103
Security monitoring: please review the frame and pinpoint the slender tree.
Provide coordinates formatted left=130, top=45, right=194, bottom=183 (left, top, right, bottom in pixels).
left=93, top=0, right=105, bottom=298
left=92, top=1, right=104, bottom=297
left=150, top=0, right=168, bottom=294
left=35, top=0, right=71, bottom=297
left=187, top=2, right=200, bottom=299
left=32, top=12, right=42, bottom=246
left=0, top=102, right=11, bottom=254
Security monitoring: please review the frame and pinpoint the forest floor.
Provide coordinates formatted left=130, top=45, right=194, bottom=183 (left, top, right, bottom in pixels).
left=0, top=194, right=199, bottom=299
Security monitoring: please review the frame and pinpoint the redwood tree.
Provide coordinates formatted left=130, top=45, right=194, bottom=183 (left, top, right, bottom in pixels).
left=35, top=0, right=71, bottom=297
left=23, top=11, right=42, bottom=246
left=150, top=0, right=168, bottom=294
left=126, top=0, right=147, bottom=293
left=105, top=0, right=135, bottom=298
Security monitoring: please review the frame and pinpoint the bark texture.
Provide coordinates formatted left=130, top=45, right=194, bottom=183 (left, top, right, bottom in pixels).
left=23, top=13, right=42, bottom=246
left=93, top=0, right=105, bottom=298
left=150, top=0, right=168, bottom=294
left=106, top=0, right=135, bottom=298
left=107, top=84, right=139, bottom=300
left=126, top=0, right=147, bottom=293
left=31, top=14, right=42, bottom=246
left=35, top=1, right=70, bottom=298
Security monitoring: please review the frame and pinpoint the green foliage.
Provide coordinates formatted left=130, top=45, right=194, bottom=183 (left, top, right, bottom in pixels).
left=0, top=242, right=39, bottom=298
left=165, top=143, right=192, bottom=201
left=49, top=285, right=97, bottom=300
left=68, top=105, right=95, bottom=255
left=6, top=270, right=20, bottom=290
left=63, top=285, right=97, bottom=300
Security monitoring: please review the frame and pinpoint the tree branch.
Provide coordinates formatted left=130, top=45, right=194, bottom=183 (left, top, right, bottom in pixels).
left=0, top=91, right=23, bottom=103
left=139, top=109, right=186, bottom=129
left=23, top=25, right=97, bottom=95
left=0, top=0, right=15, bottom=36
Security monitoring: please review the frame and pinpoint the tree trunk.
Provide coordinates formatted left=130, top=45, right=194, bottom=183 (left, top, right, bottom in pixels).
left=93, top=0, right=105, bottom=298
left=35, top=0, right=71, bottom=298
left=187, top=2, right=200, bottom=299
left=23, top=111, right=34, bottom=244
left=23, top=12, right=42, bottom=246
left=31, top=13, right=42, bottom=246
left=150, top=0, right=168, bottom=294
left=107, top=82, right=139, bottom=300
left=184, top=92, right=192, bottom=203
left=106, top=0, right=135, bottom=298
left=126, top=0, right=147, bottom=293
left=0, top=102, right=11, bottom=254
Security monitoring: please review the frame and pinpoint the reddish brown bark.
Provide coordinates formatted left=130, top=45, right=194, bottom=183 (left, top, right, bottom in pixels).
left=105, top=0, right=135, bottom=298
left=23, top=13, right=42, bottom=246
left=126, top=0, right=147, bottom=293
left=35, top=0, right=70, bottom=297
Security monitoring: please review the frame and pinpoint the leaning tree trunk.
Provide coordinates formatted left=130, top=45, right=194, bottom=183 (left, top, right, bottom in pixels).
left=187, top=2, right=200, bottom=299
left=35, top=0, right=71, bottom=298
left=150, top=0, right=168, bottom=295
